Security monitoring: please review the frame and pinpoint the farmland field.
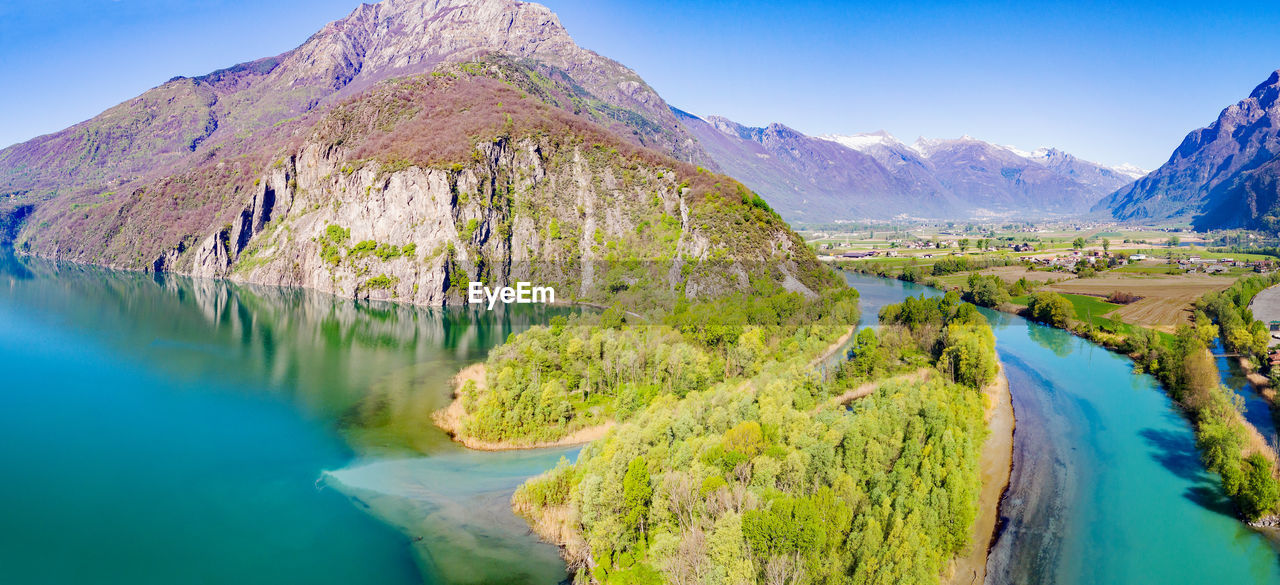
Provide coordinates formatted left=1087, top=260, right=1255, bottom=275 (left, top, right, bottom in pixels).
left=1043, top=274, right=1234, bottom=330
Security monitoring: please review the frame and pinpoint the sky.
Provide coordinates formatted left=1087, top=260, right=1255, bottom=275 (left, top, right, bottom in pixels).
left=1, top=0, right=1278, bottom=169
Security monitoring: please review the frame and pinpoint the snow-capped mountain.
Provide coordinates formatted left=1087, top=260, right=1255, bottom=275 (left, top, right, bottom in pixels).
left=672, top=116, right=1143, bottom=221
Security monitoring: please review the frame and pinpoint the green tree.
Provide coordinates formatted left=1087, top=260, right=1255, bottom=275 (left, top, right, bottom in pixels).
left=1027, top=291, right=1074, bottom=328
left=963, top=273, right=1011, bottom=308
left=1238, top=453, right=1280, bottom=520
left=1072, top=237, right=1085, bottom=250
left=622, top=457, right=653, bottom=541
left=958, top=238, right=970, bottom=253
left=1102, top=238, right=1111, bottom=252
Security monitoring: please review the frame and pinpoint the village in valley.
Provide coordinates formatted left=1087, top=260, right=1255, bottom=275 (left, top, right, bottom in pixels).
left=801, top=221, right=1280, bottom=356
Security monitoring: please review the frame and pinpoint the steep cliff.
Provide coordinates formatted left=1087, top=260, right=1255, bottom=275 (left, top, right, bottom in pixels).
left=1095, top=70, right=1280, bottom=229
left=16, top=60, right=825, bottom=308
left=0, top=0, right=709, bottom=216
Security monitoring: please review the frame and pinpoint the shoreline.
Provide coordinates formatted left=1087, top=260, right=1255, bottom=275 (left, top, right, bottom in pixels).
left=432, top=363, right=614, bottom=451
left=808, top=325, right=857, bottom=368
left=850, top=268, right=1280, bottom=532
left=945, top=365, right=1015, bottom=585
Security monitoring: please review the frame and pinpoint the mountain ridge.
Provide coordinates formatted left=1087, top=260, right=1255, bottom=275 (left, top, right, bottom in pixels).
left=676, top=110, right=1142, bottom=222
left=1094, top=69, right=1280, bottom=230
left=0, top=0, right=711, bottom=208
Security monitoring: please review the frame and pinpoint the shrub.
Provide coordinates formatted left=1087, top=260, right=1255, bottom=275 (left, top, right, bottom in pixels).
left=1106, top=291, right=1140, bottom=304
left=1027, top=291, right=1074, bottom=328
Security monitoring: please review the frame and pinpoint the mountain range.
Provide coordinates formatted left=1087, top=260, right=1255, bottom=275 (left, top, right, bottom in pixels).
left=1095, top=70, right=1280, bottom=230
left=18, top=0, right=1277, bottom=280
left=676, top=111, right=1145, bottom=222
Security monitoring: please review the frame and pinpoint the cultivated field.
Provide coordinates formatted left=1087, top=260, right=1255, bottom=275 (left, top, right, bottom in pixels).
left=975, top=265, right=1071, bottom=284
left=1042, top=274, right=1234, bottom=330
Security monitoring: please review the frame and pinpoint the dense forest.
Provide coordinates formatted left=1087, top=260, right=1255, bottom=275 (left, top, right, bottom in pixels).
left=455, top=280, right=861, bottom=445
left=511, top=293, right=996, bottom=584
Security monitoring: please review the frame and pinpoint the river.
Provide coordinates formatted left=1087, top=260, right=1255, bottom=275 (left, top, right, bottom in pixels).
left=842, top=272, right=1280, bottom=585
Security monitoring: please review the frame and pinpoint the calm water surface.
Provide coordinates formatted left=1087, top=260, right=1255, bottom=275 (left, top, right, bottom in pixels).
left=5, top=257, right=1278, bottom=585
left=842, top=272, right=1280, bottom=585
left=0, top=256, right=572, bottom=585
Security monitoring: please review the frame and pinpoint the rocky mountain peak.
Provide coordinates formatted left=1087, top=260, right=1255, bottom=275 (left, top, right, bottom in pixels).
left=0, top=0, right=711, bottom=202
left=1095, top=69, right=1280, bottom=228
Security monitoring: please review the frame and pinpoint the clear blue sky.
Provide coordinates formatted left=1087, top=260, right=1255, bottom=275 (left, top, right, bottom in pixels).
left=1, top=0, right=1278, bottom=169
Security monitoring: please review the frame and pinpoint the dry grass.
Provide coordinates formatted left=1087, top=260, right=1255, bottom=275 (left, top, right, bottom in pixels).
left=820, top=368, right=931, bottom=410
left=1041, top=274, right=1234, bottom=330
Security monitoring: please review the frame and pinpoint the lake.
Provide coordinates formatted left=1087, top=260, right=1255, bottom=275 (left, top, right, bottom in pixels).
left=0, top=256, right=573, bottom=585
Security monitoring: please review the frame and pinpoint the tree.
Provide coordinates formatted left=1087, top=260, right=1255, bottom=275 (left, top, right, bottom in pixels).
left=964, top=274, right=1011, bottom=308
left=958, top=238, right=970, bottom=253
left=623, top=456, right=653, bottom=541
left=1170, top=235, right=1181, bottom=247
left=1072, top=237, right=1085, bottom=250
left=1102, top=238, right=1111, bottom=252
left=1238, top=454, right=1280, bottom=520
left=1027, top=291, right=1074, bottom=328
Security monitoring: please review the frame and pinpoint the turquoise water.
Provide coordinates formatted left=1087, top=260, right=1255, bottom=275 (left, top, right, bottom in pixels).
left=5, top=254, right=1279, bottom=585
left=1214, top=340, right=1280, bottom=452
left=0, top=257, right=571, bottom=585
left=842, top=272, right=1280, bottom=584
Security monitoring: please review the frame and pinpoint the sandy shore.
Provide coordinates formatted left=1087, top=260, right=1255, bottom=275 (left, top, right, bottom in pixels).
left=432, top=363, right=614, bottom=451
left=820, top=368, right=930, bottom=410
left=809, top=325, right=857, bottom=368
left=946, top=365, right=1014, bottom=585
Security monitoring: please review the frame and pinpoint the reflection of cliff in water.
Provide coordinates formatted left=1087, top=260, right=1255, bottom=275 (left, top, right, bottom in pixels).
left=1, top=255, right=574, bottom=453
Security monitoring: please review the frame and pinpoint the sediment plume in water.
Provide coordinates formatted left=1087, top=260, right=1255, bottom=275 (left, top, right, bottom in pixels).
left=322, top=449, right=577, bottom=585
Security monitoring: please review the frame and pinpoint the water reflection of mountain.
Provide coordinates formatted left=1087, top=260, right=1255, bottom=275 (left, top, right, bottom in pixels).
left=1, top=255, right=573, bottom=452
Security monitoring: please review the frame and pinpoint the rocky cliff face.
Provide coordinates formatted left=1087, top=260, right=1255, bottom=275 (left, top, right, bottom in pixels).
left=15, top=61, right=824, bottom=308
left=0, top=0, right=709, bottom=210
left=184, top=136, right=757, bottom=306
left=1095, top=70, right=1280, bottom=229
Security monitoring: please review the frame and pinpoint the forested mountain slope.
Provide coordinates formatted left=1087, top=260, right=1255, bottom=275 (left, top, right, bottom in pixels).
left=12, top=58, right=821, bottom=307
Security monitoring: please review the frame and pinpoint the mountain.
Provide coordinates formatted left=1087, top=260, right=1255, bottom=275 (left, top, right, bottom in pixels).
left=1, top=1, right=827, bottom=308
left=910, top=136, right=1139, bottom=215
left=673, top=110, right=959, bottom=220
left=0, top=0, right=709, bottom=207
left=1095, top=70, right=1280, bottom=230
left=677, top=112, right=1142, bottom=222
